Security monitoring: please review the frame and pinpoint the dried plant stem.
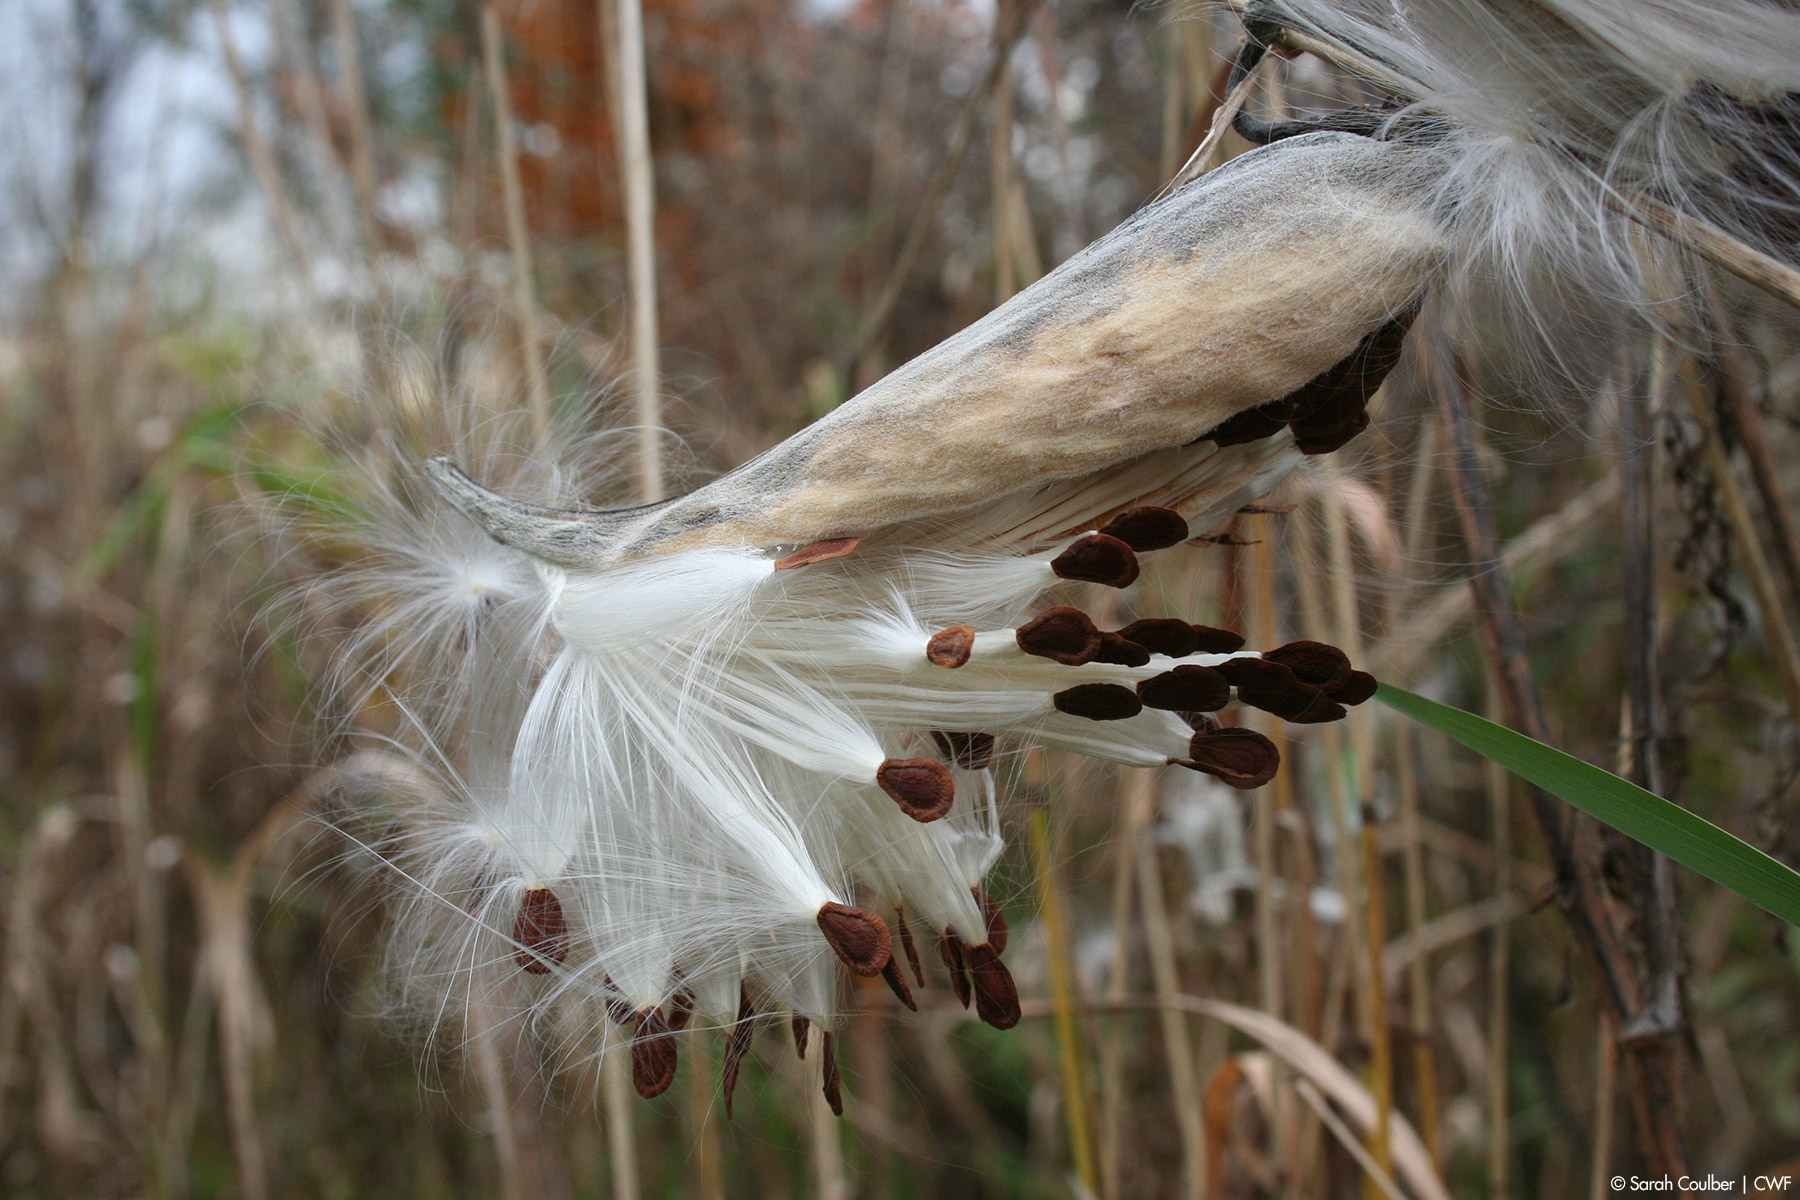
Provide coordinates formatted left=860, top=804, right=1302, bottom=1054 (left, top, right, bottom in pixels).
left=480, top=4, right=552, bottom=447
left=1632, top=197, right=1800, bottom=312
left=1588, top=1012, right=1619, bottom=1200
left=1394, top=717, right=1442, bottom=1167
left=612, top=0, right=664, bottom=501
left=1678, top=354, right=1800, bottom=726
left=1250, top=524, right=1286, bottom=1022
left=809, top=1064, right=848, bottom=1200
left=1130, top=770, right=1208, bottom=1197
left=843, top=0, right=1041, bottom=372
left=205, top=0, right=313, bottom=304
left=690, top=1030, right=725, bottom=1200
left=1292, top=1080, right=1407, bottom=1200
left=1028, top=806, right=1100, bottom=1194
left=1484, top=699, right=1511, bottom=1200
left=602, top=1048, right=642, bottom=1200
left=326, top=0, right=383, bottom=261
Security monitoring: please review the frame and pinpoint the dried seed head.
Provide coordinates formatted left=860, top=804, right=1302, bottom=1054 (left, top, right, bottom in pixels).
left=1179, top=727, right=1282, bottom=789
left=1262, top=640, right=1353, bottom=690
left=876, top=757, right=956, bottom=821
left=1137, top=665, right=1230, bottom=713
left=773, top=536, right=863, bottom=569
left=1116, top=617, right=1199, bottom=659
left=1332, top=670, right=1379, bottom=706
left=630, top=1008, right=679, bottom=1099
left=972, top=887, right=1008, bottom=953
left=513, top=887, right=570, bottom=974
left=925, top=624, right=976, bottom=668
left=723, top=990, right=755, bottom=1118
left=1015, top=605, right=1102, bottom=665
left=1052, top=683, right=1144, bottom=721
left=817, top=902, right=894, bottom=976
left=880, top=957, right=918, bottom=1011
left=940, top=932, right=972, bottom=1009
left=1094, top=630, right=1151, bottom=667
left=932, top=730, right=996, bottom=771
left=1050, top=533, right=1140, bottom=588
left=821, top=1031, right=844, bottom=1117
left=1099, top=506, right=1190, bottom=552
left=967, top=945, right=1021, bottom=1030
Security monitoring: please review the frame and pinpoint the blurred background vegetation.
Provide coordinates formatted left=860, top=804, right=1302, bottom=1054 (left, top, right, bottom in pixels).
left=1, top=0, right=1798, bottom=1196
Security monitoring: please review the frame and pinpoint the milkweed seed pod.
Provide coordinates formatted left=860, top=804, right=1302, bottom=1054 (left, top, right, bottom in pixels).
left=296, top=0, right=1800, bottom=1116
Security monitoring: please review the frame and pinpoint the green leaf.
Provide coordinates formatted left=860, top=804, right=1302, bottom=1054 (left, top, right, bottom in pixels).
left=1374, top=682, right=1800, bottom=928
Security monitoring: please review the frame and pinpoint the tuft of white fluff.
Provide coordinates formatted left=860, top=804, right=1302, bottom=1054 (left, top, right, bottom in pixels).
left=1249, top=0, right=1800, bottom=398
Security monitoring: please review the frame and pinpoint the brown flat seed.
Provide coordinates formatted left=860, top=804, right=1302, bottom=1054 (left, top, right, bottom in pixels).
left=1332, top=670, right=1379, bottom=706
left=723, top=996, right=755, bottom=1118
left=667, top=988, right=695, bottom=1031
left=1190, top=623, right=1247, bottom=654
left=880, top=958, right=917, bottom=1011
left=817, top=902, right=893, bottom=975
left=876, top=756, right=956, bottom=821
left=630, top=1009, right=679, bottom=1099
left=1191, top=531, right=1261, bottom=546
left=1137, top=665, right=1230, bottom=713
left=1016, top=605, right=1103, bottom=665
left=967, top=945, right=1022, bottom=1030
left=792, top=1013, right=811, bottom=1058
left=1206, top=399, right=1292, bottom=447
left=925, top=625, right=975, bottom=668
left=973, top=887, right=1008, bottom=954
left=1262, top=640, right=1353, bottom=690
left=897, top=907, right=924, bottom=986
left=1216, top=656, right=1299, bottom=692
left=1051, top=532, right=1140, bottom=588
left=1283, top=693, right=1349, bottom=724
left=513, top=887, right=570, bottom=974
left=1117, top=617, right=1199, bottom=658
left=1053, top=683, right=1143, bottom=721
left=941, top=933, right=972, bottom=1009
left=1099, top=506, right=1190, bottom=552
left=1094, top=631, right=1151, bottom=667
left=1182, top=727, right=1282, bottom=789
left=773, top=536, right=862, bottom=569
left=821, top=1032, right=844, bottom=1117
left=932, top=730, right=996, bottom=771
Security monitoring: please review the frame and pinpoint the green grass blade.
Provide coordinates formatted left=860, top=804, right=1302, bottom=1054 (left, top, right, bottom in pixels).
left=1374, top=682, right=1800, bottom=927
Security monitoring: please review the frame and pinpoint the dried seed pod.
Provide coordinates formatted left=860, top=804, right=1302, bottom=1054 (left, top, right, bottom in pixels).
left=1116, top=617, right=1198, bottom=658
left=630, top=1008, right=679, bottom=1099
left=1137, top=664, right=1230, bottom=713
left=1052, top=683, right=1144, bottom=721
left=1094, top=630, right=1151, bottom=667
left=1050, top=533, right=1140, bottom=588
left=1262, top=640, right=1353, bottom=690
left=513, top=887, right=570, bottom=974
left=1178, top=727, right=1282, bottom=789
left=880, top=957, right=917, bottom=1011
left=940, top=932, right=972, bottom=1009
left=723, top=989, right=755, bottom=1118
left=932, top=730, right=996, bottom=771
left=1332, top=670, right=1378, bottom=706
left=897, top=907, right=925, bottom=986
left=876, top=757, right=956, bottom=821
left=1015, top=606, right=1102, bottom=665
left=966, top=945, right=1021, bottom=1029
left=773, top=536, right=863, bottom=569
left=817, top=902, right=894, bottom=976
left=972, top=887, right=1008, bottom=953
left=821, top=1031, right=844, bottom=1117
left=1189, top=623, right=1248, bottom=654
left=1099, top=505, right=1190, bottom=552
left=926, top=624, right=975, bottom=668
